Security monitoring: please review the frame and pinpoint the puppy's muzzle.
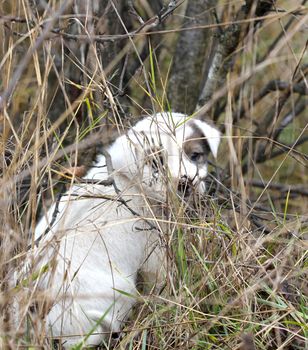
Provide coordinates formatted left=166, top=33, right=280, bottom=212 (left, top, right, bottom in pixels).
left=177, top=176, right=194, bottom=197
left=177, top=176, right=208, bottom=196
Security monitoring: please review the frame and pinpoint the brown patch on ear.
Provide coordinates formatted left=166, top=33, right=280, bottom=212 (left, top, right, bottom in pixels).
left=184, top=123, right=211, bottom=159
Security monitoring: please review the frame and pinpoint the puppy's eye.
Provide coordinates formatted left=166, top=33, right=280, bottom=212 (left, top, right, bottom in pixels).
left=190, top=152, right=202, bottom=162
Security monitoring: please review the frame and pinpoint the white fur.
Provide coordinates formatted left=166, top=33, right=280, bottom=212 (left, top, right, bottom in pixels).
left=21, top=112, right=220, bottom=348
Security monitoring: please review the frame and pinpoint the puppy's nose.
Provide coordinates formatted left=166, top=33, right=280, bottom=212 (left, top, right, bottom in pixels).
left=177, top=176, right=193, bottom=196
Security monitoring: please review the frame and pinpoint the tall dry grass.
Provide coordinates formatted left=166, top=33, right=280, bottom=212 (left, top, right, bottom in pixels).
left=0, top=0, right=307, bottom=349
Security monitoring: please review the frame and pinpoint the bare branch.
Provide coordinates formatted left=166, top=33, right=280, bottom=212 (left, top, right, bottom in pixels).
left=127, top=0, right=145, bottom=25
left=197, top=0, right=276, bottom=115
left=269, top=135, right=308, bottom=161
left=247, top=179, right=308, bottom=196
left=214, top=77, right=308, bottom=122
left=49, top=1, right=183, bottom=43
left=241, top=135, right=308, bottom=174
left=272, top=97, right=307, bottom=140
left=258, top=0, right=308, bottom=63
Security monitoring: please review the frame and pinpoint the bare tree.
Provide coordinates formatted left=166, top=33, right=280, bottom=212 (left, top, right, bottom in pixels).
left=167, top=0, right=215, bottom=114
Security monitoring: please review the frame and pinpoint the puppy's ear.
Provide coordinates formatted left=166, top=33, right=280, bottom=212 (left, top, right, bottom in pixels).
left=193, top=120, right=221, bottom=159
left=206, top=131, right=220, bottom=159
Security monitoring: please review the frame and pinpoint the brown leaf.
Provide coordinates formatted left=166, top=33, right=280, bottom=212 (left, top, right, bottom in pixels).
left=63, top=165, right=87, bottom=178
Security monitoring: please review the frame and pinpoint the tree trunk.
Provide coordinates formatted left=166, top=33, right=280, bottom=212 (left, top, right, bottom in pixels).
left=167, top=0, right=215, bottom=114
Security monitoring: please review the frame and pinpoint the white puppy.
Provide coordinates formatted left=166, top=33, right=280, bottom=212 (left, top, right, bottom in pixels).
left=19, top=112, right=220, bottom=348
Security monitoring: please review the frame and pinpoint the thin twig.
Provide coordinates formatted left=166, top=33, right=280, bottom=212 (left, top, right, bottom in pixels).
left=272, top=97, right=307, bottom=140
left=246, top=179, right=308, bottom=196
left=214, top=77, right=308, bottom=124
left=269, top=135, right=308, bottom=161
left=0, top=1, right=73, bottom=109
left=258, top=0, right=308, bottom=63
left=127, top=0, right=144, bottom=25
left=241, top=134, right=308, bottom=174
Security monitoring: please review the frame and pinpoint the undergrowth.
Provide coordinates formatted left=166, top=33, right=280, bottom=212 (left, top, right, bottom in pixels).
left=0, top=0, right=307, bottom=349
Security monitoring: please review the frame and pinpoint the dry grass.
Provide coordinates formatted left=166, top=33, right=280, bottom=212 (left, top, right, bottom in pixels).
left=0, top=0, right=307, bottom=349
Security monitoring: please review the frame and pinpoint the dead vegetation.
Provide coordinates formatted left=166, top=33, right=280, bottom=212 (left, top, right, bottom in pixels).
left=0, top=0, right=307, bottom=349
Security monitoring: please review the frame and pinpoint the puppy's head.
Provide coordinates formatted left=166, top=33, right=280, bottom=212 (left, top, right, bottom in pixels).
left=170, top=118, right=220, bottom=194
left=123, top=113, right=220, bottom=195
